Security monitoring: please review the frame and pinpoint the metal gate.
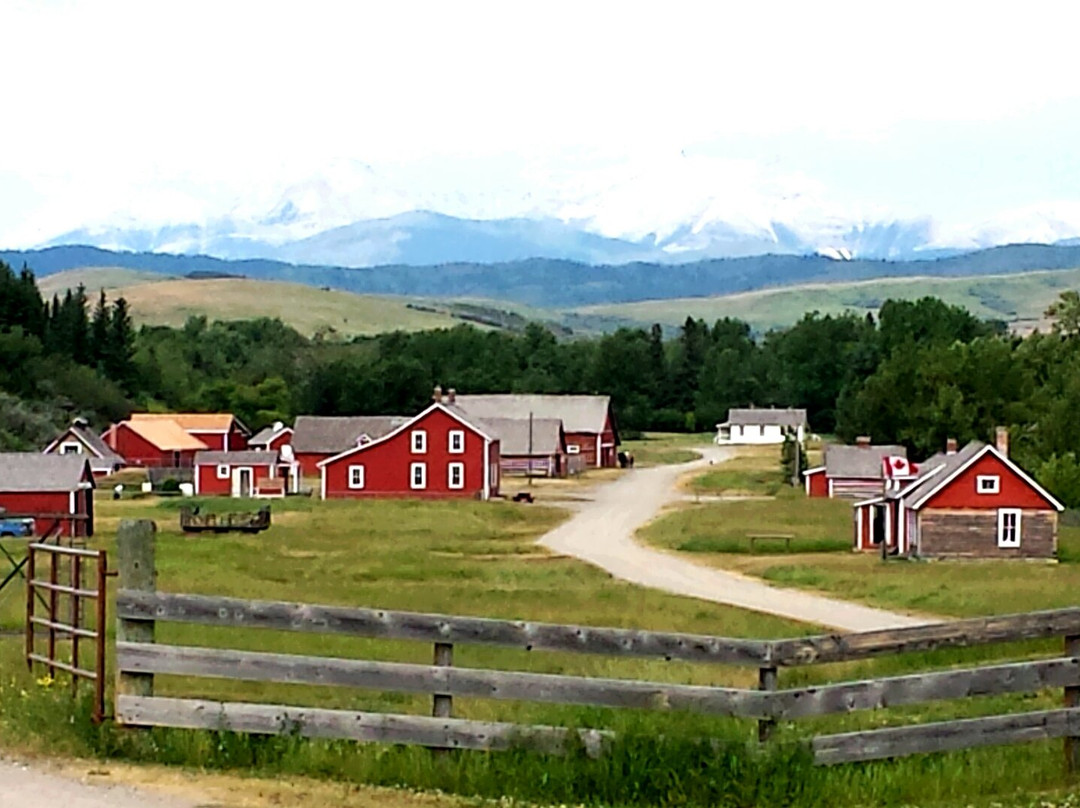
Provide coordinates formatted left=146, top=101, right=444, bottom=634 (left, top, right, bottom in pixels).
left=25, top=543, right=108, bottom=723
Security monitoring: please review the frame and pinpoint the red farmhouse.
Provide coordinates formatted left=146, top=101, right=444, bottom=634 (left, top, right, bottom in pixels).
left=0, top=454, right=94, bottom=538
left=853, top=430, right=1063, bottom=558
left=804, top=438, right=910, bottom=499
left=193, top=450, right=298, bottom=498
left=42, top=417, right=125, bottom=478
left=319, top=403, right=500, bottom=500
left=104, top=418, right=208, bottom=467
left=129, top=413, right=250, bottom=452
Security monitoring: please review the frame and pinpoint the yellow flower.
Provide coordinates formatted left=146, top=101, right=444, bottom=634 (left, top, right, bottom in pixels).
left=36, top=675, right=55, bottom=688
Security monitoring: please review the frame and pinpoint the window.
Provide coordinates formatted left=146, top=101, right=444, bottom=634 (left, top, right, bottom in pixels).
left=60, top=442, right=82, bottom=455
left=567, top=444, right=581, bottom=455
left=448, top=430, right=465, bottom=454
left=448, top=462, right=464, bottom=489
left=998, top=508, right=1022, bottom=548
left=216, top=464, right=230, bottom=479
left=977, top=475, right=1000, bottom=494
left=410, top=462, right=427, bottom=490
left=348, top=465, right=365, bottom=489
left=411, top=430, right=427, bottom=454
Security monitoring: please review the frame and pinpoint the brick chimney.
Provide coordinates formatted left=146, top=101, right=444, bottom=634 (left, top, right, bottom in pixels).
left=995, top=426, right=1009, bottom=458
left=433, top=385, right=443, bottom=403
left=946, top=438, right=957, bottom=455
left=856, top=436, right=871, bottom=448
left=447, top=387, right=456, bottom=404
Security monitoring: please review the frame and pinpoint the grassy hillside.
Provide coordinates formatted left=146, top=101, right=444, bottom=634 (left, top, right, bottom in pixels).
left=577, top=267, right=1080, bottom=332
left=37, top=266, right=166, bottom=297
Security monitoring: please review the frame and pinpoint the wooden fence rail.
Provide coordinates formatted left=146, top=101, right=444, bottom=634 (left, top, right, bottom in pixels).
left=110, top=520, right=1080, bottom=771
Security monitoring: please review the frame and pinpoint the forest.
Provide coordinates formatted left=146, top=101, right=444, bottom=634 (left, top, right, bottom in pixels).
left=4, top=259, right=1080, bottom=504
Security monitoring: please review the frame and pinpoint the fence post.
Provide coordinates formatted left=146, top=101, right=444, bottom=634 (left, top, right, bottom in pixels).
left=1067, top=633, right=1080, bottom=779
left=116, top=520, right=157, bottom=704
left=433, top=642, right=454, bottom=720
left=758, top=665, right=777, bottom=743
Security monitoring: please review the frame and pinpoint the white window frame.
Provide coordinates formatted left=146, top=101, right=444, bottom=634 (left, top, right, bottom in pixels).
left=348, top=465, right=365, bottom=490
left=448, top=462, right=465, bottom=490
left=410, top=462, right=427, bottom=490
left=997, top=508, right=1022, bottom=548
left=448, top=430, right=465, bottom=454
left=215, top=464, right=230, bottom=480
left=411, top=430, right=427, bottom=454
left=977, top=475, right=1001, bottom=495
left=60, top=441, right=82, bottom=455
left=567, top=444, right=581, bottom=455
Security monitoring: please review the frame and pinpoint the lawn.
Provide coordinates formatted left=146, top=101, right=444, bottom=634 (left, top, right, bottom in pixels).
left=685, top=444, right=788, bottom=495
left=620, top=432, right=711, bottom=467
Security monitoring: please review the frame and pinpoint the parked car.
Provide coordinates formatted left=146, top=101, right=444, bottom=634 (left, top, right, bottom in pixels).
left=0, top=517, right=35, bottom=538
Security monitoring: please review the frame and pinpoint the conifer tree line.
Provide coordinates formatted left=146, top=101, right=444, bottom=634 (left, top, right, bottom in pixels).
left=4, top=259, right=1080, bottom=506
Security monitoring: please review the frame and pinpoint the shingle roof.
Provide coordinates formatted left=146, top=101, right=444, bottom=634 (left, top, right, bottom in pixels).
left=291, top=415, right=410, bottom=454
left=0, top=454, right=92, bottom=492
left=825, top=444, right=907, bottom=479
left=130, top=413, right=242, bottom=433
left=725, top=408, right=808, bottom=427
left=897, top=441, right=987, bottom=507
left=123, top=419, right=209, bottom=451
left=452, top=395, right=612, bottom=435
left=249, top=424, right=291, bottom=446
left=43, top=421, right=125, bottom=474
left=480, top=417, right=564, bottom=455
left=195, top=450, right=280, bottom=466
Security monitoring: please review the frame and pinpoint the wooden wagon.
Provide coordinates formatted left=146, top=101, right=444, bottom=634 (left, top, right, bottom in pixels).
left=179, top=506, right=271, bottom=534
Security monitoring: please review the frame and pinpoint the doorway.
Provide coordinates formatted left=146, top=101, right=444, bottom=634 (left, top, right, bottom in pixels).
left=232, top=467, right=254, bottom=498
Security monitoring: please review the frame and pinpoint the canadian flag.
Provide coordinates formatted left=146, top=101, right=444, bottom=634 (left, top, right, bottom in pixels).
left=883, top=456, right=917, bottom=478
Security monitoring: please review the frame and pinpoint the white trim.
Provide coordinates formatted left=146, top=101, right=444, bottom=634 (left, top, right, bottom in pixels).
left=44, top=430, right=105, bottom=459
left=448, top=462, right=465, bottom=490
left=976, top=474, right=1001, bottom=494
left=411, top=429, right=428, bottom=454
left=884, top=502, right=892, bottom=548
left=194, top=463, right=201, bottom=495
left=59, top=441, right=83, bottom=456
left=856, top=507, right=863, bottom=549
left=69, top=490, right=75, bottom=515
left=898, top=499, right=906, bottom=554
left=231, top=467, right=254, bottom=498
left=908, top=444, right=1064, bottom=512
left=348, top=465, right=365, bottom=490
left=215, top=464, right=230, bottom=480
left=410, top=462, right=427, bottom=490
left=482, top=439, right=491, bottom=500
left=566, top=444, right=581, bottom=455
left=316, top=403, right=494, bottom=467
left=448, top=430, right=465, bottom=454
left=997, top=508, right=1022, bottom=548
left=320, top=467, right=327, bottom=501
left=828, top=479, right=834, bottom=498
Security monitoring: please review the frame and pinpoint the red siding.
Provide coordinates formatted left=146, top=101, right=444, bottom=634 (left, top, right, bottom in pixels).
left=0, top=491, right=91, bottom=538
left=266, top=430, right=292, bottom=452
left=296, top=452, right=329, bottom=478
left=806, top=470, right=828, bottom=497
left=922, top=452, right=1056, bottom=510
left=189, top=428, right=248, bottom=451
left=194, top=462, right=278, bottom=496
left=567, top=433, right=599, bottom=468
left=322, top=406, right=496, bottom=499
left=107, top=423, right=201, bottom=467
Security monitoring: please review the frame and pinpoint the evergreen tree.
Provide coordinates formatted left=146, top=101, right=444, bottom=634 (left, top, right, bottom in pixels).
left=103, top=297, right=137, bottom=391
left=90, top=289, right=109, bottom=364
left=780, top=428, right=807, bottom=487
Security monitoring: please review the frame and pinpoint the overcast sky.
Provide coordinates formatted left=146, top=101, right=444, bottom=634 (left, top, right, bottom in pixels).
left=3, top=0, right=1080, bottom=245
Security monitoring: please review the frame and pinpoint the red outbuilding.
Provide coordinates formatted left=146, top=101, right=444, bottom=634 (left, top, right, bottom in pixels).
left=291, top=415, right=410, bottom=477
left=129, top=413, right=250, bottom=451
left=104, top=418, right=208, bottom=467
left=193, top=450, right=299, bottom=498
left=319, top=403, right=500, bottom=500
left=853, top=429, right=1063, bottom=559
left=0, top=454, right=94, bottom=538
left=803, top=438, right=911, bottom=499
left=248, top=421, right=294, bottom=453
left=42, top=417, right=125, bottom=478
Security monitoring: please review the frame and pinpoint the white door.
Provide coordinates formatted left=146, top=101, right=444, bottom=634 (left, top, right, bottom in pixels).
left=232, top=467, right=254, bottom=497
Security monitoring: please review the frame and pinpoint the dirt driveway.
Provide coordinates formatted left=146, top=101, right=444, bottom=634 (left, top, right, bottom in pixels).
left=0, top=758, right=195, bottom=808
left=539, top=447, right=931, bottom=632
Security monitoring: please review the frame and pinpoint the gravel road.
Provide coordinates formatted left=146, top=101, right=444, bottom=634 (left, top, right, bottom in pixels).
left=0, top=758, right=197, bottom=808
left=539, top=447, right=931, bottom=632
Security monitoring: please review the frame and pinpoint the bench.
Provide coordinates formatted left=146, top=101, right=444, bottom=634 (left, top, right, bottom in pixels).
left=747, top=533, right=795, bottom=552
left=512, top=492, right=535, bottom=504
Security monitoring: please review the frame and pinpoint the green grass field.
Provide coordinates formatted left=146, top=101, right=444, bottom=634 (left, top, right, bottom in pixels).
left=619, top=432, right=711, bottom=467
left=575, top=267, right=1080, bottom=332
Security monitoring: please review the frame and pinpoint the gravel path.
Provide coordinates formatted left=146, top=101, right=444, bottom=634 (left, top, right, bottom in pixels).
left=0, top=758, right=196, bottom=808
left=539, top=447, right=932, bottom=632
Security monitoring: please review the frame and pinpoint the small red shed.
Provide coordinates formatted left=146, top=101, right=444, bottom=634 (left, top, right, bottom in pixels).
left=319, top=403, right=500, bottom=500
left=193, top=450, right=298, bottom=498
left=0, top=454, right=95, bottom=538
left=248, top=421, right=294, bottom=453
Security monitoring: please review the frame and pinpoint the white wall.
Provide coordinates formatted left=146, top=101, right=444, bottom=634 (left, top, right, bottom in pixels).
left=715, top=423, right=805, bottom=445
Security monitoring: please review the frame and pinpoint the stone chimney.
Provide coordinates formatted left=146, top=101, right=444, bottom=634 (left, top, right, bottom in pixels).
left=995, top=426, right=1009, bottom=458
left=856, top=436, right=872, bottom=448
left=447, top=387, right=456, bottom=404
left=946, top=438, right=957, bottom=455
left=433, top=384, right=443, bottom=403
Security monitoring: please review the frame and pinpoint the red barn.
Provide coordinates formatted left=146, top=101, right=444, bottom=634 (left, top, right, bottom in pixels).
left=104, top=419, right=208, bottom=467
left=319, top=403, right=500, bottom=500
left=0, top=454, right=94, bottom=538
left=42, top=417, right=125, bottom=478
left=453, top=393, right=619, bottom=469
left=291, top=415, right=409, bottom=477
left=248, top=421, right=294, bottom=453
left=193, top=451, right=298, bottom=498
left=129, top=413, right=250, bottom=451
left=853, top=430, right=1063, bottom=558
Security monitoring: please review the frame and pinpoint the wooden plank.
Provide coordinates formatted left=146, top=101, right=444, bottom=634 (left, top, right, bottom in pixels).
left=772, top=608, right=1080, bottom=667
left=812, top=708, right=1080, bottom=765
left=757, top=666, right=777, bottom=742
left=115, top=590, right=771, bottom=666
left=115, top=520, right=157, bottom=701
left=116, top=695, right=608, bottom=754
left=770, top=657, right=1080, bottom=719
left=1066, top=635, right=1080, bottom=777
left=116, top=642, right=770, bottom=717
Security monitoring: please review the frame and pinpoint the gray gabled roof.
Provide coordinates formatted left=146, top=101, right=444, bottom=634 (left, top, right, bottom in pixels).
left=195, top=450, right=281, bottom=466
left=896, top=441, right=987, bottom=507
left=291, top=415, right=410, bottom=454
left=824, top=444, right=907, bottom=479
left=480, top=417, right=565, bottom=456
left=0, top=454, right=93, bottom=492
left=725, top=408, right=808, bottom=428
left=452, top=395, right=613, bottom=435
left=249, top=424, right=293, bottom=446
left=43, top=421, right=125, bottom=474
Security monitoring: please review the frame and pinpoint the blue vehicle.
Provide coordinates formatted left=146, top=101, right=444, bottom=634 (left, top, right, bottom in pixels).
left=0, top=518, right=34, bottom=538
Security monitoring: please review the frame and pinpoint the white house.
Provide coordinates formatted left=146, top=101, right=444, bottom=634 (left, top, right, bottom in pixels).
left=715, top=408, right=808, bottom=445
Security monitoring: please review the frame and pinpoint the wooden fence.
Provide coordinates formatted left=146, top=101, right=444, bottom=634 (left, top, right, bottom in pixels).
left=111, top=520, right=1080, bottom=769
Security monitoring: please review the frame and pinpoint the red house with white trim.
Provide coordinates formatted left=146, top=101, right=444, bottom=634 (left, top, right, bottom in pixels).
left=193, top=450, right=298, bottom=498
left=853, top=429, right=1063, bottom=558
left=319, top=403, right=500, bottom=500
left=0, top=454, right=95, bottom=538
